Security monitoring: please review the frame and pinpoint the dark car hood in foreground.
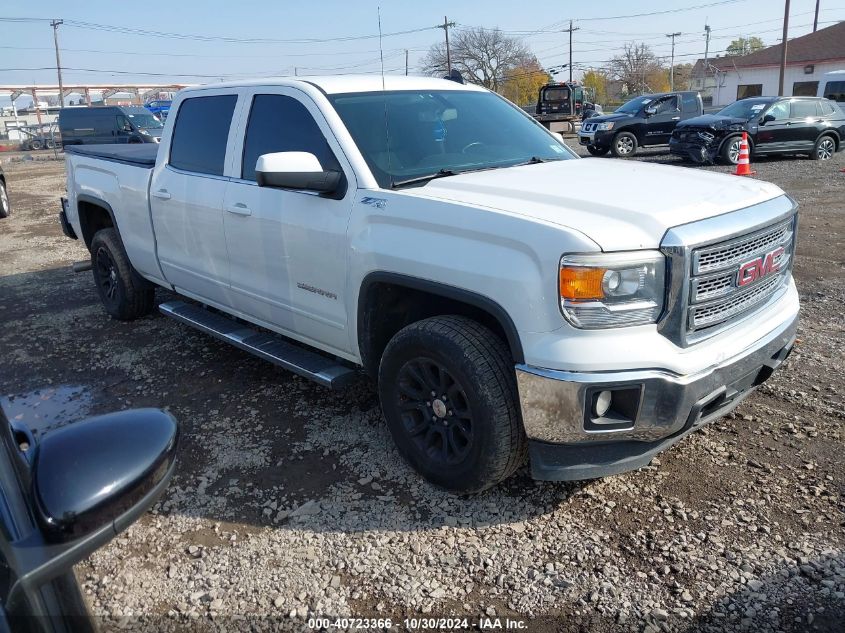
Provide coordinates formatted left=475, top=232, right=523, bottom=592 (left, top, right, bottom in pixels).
left=676, top=114, right=749, bottom=129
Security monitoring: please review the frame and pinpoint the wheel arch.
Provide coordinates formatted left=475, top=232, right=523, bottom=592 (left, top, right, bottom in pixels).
left=76, top=194, right=120, bottom=250
left=357, top=272, right=525, bottom=377
left=718, top=132, right=753, bottom=158
left=815, top=130, right=839, bottom=150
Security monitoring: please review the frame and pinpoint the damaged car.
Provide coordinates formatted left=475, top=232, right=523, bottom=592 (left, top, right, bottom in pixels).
left=669, top=96, right=845, bottom=164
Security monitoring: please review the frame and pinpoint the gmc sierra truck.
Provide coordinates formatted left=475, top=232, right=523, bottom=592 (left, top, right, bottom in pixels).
left=59, top=76, right=799, bottom=493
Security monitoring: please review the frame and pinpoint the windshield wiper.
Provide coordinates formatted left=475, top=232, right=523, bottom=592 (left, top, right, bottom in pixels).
left=391, top=169, right=457, bottom=189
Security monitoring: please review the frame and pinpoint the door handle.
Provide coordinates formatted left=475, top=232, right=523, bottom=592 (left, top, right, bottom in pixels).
left=671, top=116, right=681, bottom=120
left=151, top=189, right=171, bottom=200
left=226, top=202, right=252, bottom=216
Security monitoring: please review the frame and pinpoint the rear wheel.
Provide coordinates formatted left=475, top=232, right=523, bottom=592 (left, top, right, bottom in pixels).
left=90, top=228, right=155, bottom=320
left=586, top=145, right=609, bottom=156
left=610, top=132, right=637, bottom=157
left=0, top=181, right=9, bottom=219
left=45, top=139, right=56, bottom=149
left=378, top=316, right=526, bottom=493
left=28, top=139, right=44, bottom=151
left=811, top=135, right=836, bottom=160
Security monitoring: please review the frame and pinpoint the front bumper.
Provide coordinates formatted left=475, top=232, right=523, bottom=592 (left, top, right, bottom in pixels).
left=668, top=137, right=717, bottom=163
left=515, top=312, right=798, bottom=480
left=578, top=129, right=613, bottom=148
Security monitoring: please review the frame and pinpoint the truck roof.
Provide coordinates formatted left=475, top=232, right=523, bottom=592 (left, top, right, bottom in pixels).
left=180, top=75, right=487, bottom=96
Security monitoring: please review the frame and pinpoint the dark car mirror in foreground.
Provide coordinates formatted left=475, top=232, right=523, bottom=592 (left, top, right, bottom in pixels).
left=2, top=408, right=178, bottom=624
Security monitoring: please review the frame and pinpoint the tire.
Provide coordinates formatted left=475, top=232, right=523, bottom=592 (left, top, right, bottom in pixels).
left=90, top=228, right=155, bottom=321
left=719, top=136, right=743, bottom=165
left=810, top=135, right=836, bottom=161
left=0, top=181, right=9, bottom=219
left=610, top=132, right=637, bottom=157
left=378, top=316, right=526, bottom=493
left=45, top=139, right=56, bottom=149
left=586, top=145, right=609, bottom=156
left=28, top=139, right=44, bottom=151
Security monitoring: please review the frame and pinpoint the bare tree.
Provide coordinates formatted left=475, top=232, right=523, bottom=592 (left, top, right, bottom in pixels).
left=609, top=42, right=666, bottom=95
left=421, top=27, right=535, bottom=92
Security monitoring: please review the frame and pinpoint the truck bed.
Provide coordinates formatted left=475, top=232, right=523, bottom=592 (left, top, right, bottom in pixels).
left=63, top=144, right=158, bottom=167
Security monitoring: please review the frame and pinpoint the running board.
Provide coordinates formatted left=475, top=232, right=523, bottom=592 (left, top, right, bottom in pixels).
left=158, top=301, right=357, bottom=389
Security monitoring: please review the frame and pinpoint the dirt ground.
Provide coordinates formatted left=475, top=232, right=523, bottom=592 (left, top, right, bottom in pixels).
left=0, top=146, right=843, bottom=632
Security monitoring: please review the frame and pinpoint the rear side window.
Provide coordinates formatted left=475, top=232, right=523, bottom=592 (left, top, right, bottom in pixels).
left=682, top=93, right=699, bottom=113
left=819, top=100, right=836, bottom=116
left=790, top=100, right=818, bottom=118
left=241, top=94, right=340, bottom=182
left=169, top=95, right=237, bottom=176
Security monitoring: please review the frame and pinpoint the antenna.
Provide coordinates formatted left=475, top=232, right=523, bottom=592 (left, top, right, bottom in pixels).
left=378, top=7, right=394, bottom=188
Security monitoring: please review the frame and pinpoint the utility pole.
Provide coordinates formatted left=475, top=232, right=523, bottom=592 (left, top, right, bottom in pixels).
left=778, top=0, right=790, bottom=95
left=703, top=24, right=711, bottom=66
left=666, top=32, right=681, bottom=90
left=405, top=49, right=409, bottom=76
left=50, top=19, right=64, bottom=109
left=813, top=0, right=820, bottom=31
left=561, top=21, right=580, bottom=83
left=439, top=16, right=455, bottom=74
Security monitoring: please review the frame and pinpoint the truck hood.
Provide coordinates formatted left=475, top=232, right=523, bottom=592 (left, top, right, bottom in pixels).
left=585, top=112, right=634, bottom=124
left=396, top=159, right=784, bottom=251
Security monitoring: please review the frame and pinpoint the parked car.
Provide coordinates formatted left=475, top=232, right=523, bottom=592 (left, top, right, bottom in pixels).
left=579, top=91, right=703, bottom=157
left=669, top=96, right=845, bottom=164
left=0, top=165, right=8, bottom=219
left=60, top=76, right=798, bottom=492
left=0, top=403, right=178, bottom=630
left=144, top=100, right=172, bottom=120
left=58, top=106, right=164, bottom=146
left=818, top=70, right=845, bottom=104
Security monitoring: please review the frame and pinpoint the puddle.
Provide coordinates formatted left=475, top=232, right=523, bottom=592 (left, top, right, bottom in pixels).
left=0, top=385, right=93, bottom=436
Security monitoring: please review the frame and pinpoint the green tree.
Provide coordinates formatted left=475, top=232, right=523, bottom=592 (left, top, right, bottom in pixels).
left=725, top=37, right=765, bottom=56
left=500, top=59, right=551, bottom=106
left=581, top=70, right=609, bottom=103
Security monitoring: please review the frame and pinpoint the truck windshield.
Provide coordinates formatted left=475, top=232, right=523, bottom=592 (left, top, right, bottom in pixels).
left=126, top=113, right=164, bottom=129
left=717, top=99, right=776, bottom=120
left=328, top=90, right=573, bottom=189
left=615, top=96, right=655, bottom=114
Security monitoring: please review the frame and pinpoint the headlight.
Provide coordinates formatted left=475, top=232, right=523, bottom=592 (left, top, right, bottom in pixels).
left=559, top=251, right=665, bottom=328
left=596, top=122, right=615, bottom=131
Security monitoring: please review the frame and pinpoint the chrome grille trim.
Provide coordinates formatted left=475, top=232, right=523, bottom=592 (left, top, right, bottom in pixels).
left=693, top=219, right=792, bottom=275
left=658, top=195, right=798, bottom=348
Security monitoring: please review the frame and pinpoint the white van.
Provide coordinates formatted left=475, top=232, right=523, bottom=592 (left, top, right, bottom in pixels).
left=818, top=70, right=845, bottom=103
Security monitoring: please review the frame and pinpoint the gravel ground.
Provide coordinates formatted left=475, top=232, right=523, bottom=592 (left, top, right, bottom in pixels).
left=0, top=146, right=843, bottom=632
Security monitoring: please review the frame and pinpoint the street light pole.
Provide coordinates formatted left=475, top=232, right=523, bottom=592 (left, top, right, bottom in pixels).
left=50, top=19, right=64, bottom=109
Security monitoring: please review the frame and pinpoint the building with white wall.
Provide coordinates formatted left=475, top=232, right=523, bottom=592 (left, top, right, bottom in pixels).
left=691, top=21, right=845, bottom=106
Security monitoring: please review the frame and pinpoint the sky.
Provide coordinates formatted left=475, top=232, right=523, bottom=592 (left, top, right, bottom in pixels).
left=1, top=0, right=843, bottom=106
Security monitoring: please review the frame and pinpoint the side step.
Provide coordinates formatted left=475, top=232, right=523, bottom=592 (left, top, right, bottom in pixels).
left=159, top=301, right=357, bottom=389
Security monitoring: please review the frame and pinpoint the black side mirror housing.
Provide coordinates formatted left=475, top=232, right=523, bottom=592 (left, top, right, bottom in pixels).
left=33, top=409, right=179, bottom=542
left=760, top=113, right=775, bottom=125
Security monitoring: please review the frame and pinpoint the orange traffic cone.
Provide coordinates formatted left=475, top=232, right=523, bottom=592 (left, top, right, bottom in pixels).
left=733, top=132, right=756, bottom=176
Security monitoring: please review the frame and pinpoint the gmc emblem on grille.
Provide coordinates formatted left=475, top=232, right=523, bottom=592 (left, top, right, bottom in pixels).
left=737, top=246, right=785, bottom=287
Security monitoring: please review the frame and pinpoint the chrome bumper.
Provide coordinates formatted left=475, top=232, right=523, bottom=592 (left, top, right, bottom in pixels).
left=515, top=313, right=798, bottom=479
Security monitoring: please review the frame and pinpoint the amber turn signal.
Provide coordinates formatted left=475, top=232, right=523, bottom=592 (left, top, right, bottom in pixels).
left=559, top=267, right=607, bottom=300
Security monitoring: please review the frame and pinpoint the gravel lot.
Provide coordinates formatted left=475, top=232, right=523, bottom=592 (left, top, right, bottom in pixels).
left=0, top=145, right=843, bottom=632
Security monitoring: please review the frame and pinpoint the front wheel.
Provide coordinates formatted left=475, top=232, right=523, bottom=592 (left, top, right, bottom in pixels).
left=811, top=135, right=836, bottom=160
left=28, top=139, right=44, bottom=151
left=90, top=228, right=155, bottom=320
left=0, top=180, right=9, bottom=219
left=719, top=136, right=743, bottom=165
left=610, top=132, right=637, bottom=157
left=378, top=316, right=526, bottom=493
left=586, top=145, right=609, bottom=156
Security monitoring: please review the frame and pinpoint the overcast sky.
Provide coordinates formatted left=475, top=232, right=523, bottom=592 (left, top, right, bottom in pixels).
left=1, top=0, right=843, bottom=105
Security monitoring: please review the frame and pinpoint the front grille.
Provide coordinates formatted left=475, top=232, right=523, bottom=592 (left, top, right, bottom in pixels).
left=686, top=217, right=795, bottom=337
left=582, top=122, right=595, bottom=132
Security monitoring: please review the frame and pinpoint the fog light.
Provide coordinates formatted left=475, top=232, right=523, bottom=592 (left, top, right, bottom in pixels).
left=594, top=390, right=612, bottom=417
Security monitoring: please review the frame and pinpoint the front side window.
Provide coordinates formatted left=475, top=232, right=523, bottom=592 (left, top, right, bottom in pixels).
left=241, top=94, right=340, bottom=182
left=329, top=90, right=573, bottom=189
left=654, top=96, right=679, bottom=114
left=169, top=95, right=237, bottom=176
left=766, top=101, right=790, bottom=121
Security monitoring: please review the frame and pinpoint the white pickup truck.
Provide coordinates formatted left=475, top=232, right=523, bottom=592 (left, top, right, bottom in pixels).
left=60, top=76, right=799, bottom=492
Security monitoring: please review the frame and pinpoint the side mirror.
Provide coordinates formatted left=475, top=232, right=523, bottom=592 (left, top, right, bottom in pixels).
left=760, top=113, right=775, bottom=125
left=4, top=409, right=178, bottom=616
left=33, top=408, right=179, bottom=542
left=256, top=152, right=342, bottom=194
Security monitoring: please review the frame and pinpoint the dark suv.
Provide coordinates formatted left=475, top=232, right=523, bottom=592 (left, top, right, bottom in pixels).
left=579, top=91, right=703, bottom=157
left=669, top=96, right=845, bottom=164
